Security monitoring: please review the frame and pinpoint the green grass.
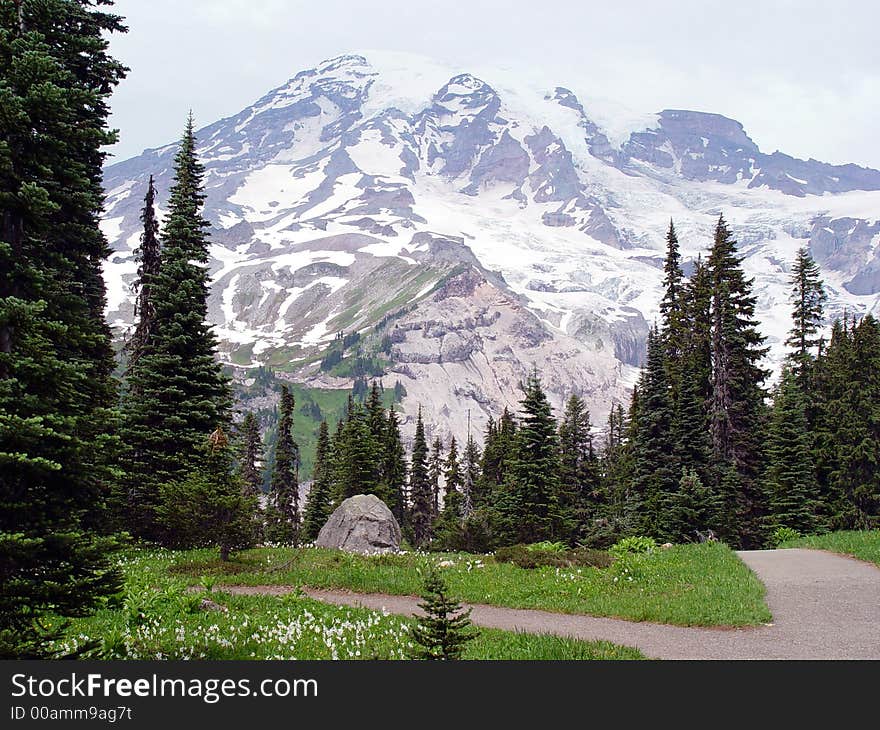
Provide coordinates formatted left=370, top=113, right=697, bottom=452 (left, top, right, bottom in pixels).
left=465, top=630, right=643, bottom=660
left=168, top=542, right=771, bottom=627
left=54, top=550, right=642, bottom=660
left=780, top=529, right=880, bottom=567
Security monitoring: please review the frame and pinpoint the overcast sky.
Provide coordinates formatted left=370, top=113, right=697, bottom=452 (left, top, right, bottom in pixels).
left=105, top=0, right=880, bottom=169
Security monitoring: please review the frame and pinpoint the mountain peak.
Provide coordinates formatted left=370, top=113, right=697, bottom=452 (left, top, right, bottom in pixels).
left=315, top=54, right=371, bottom=74
left=101, top=53, right=880, bottom=446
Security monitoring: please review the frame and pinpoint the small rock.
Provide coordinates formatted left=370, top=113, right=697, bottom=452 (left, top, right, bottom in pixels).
left=662, top=542, right=674, bottom=549
left=200, top=598, right=228, bottom=613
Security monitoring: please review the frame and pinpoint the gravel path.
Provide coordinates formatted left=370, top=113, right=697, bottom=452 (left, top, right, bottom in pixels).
left=221, top=549, right=880, bottom=659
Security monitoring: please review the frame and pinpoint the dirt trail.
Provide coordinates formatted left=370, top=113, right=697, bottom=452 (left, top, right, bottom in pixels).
left=219, top=549, right=880, bottom=659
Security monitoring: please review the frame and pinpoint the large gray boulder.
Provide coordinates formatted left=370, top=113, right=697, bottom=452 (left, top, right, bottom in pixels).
left=315, top=494, right=401, bottom=554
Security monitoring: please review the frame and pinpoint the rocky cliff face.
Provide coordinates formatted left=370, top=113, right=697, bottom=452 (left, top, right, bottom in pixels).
left=101, top=52, right=880, bottom=442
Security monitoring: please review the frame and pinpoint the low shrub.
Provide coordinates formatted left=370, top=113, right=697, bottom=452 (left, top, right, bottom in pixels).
left=609, top=536, right=657, bottom=558
left=525, top=541, right=568, bottom=553
left=568, top=547, right=614, bottom=568
left=770, top=526, right=801, bottom=547
left=494, top=544, right=612, bottom=570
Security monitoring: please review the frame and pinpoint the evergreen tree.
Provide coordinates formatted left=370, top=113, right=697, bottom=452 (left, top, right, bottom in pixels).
left=237, top=412, right=263, bottom=498
left=679, top=255, right=714, bottom=408
left=667, top=468, right=719, bottom=543
left=785, top=246, right=826, bottom=392
left=479, top=408, right=518, bottom=538
left=815, top=315, right=880, bottom=528
left=302, top=420, right=333, bottom=541
left=156, top=428, right=259, bottom=561
left=659, top=219, right=688, bottom=397
left=383, top=406, right=408, bottom=525
left=480, top=408, right=517, bottom=491
left=444, top=436, right=462, bottom=498
left=408, top=567, right=477, bottom=660
left=366, top=381, right=387, bottom=441
left=0, top=0, right=127, bottom=657
left=124, top=175, right=161, bottom=375
left=119, top=116, right=231, bottom=539
left=365, top=381, right=387, bottom=488
left=670, top=367, right=714, bottom=515
left=428, top=436, right=444, bottom=518
left=615, top=386, right=643, bottom=535
left=506, top=372, right=562, bottom=543
left=327, top=419, right=346, bottom=506
left=433, top=488, right=464, bottom=550
left=558, top=394, right=599, bottom=542
left=630, top=328, right=678, bottom=539
left=409, top=409, right=433, bottom=547
left=763, top=368, right=821, bottom=536
left=707, top=215, right=770, bottom=547
left=461, top=432, right=481, bottom=519
left=434, top=433, right=479, bottom=549
left=336, top=401, right=378, bottom=500
left=267, top=385, right=299, bottom=543
left=595, top=402, right=633, bottom=543
left=659, top=219, right=684, bottom=321
left=669, top=255, right=715, bottom=525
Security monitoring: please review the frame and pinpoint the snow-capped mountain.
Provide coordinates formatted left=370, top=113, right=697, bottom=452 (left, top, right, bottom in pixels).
left=101, top=52, right=880, bottom=442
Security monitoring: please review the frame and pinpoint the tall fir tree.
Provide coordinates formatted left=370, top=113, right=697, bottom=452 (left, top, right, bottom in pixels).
left=383, top=406, right=408, bottom=525
left=558, top=394, right=599, bottom=542
left=478, top=408, right=517, bottom=504
left=428, top=436, right=444, bottom=518
left=237, top=412, right=263, bottom=498
left=336, top=401, right=379, bottom=500
left=506, top=372, right=562, bottom=543
left=763, top=367, right=821, bottom=536
left=433, top=435, right=464, bottom=547
left=119, top=115, right=231, bottom=540
left=679, top=255, right=714, bottom=407
left=598, top=402, right=633, bottom=539
left=670, top=255, right=715, bottom=526
left=302, top=420, right=333, bottom=541
left=659, top=219, right=688, bottom=398
left=328, top=418, right=347, bottom=506
left=616, top=387, right=643, bottom=534
left=409, top=408, right=433, bottom=547
left=815, top=315, right=880, bottom=528
left=461, top=432, right=481, bottom=519
left=444, top=436, right=462, bottom=497
left=365, top=381, right=387, bottom=489
left=267, top=385, right=299, bottom=544
left=124, top=175, right=161, bottom=376
left=785, top=246, right=826, bottom=392
left=630, top=327, right=678, bottom=539
left=0, top=0, right=127, bottom=657
left=659, top=219, right=684, bottom=321
left=707, top=215, right=770, bottom=548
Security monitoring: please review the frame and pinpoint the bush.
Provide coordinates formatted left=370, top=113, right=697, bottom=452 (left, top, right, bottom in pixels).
left=494, top=544, right=612, bottom=570
left=525, top=541, right=568, bottom=553
left=770, top=526, right=801, bottom=547
left=609, top=536, right=657, bottom=558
